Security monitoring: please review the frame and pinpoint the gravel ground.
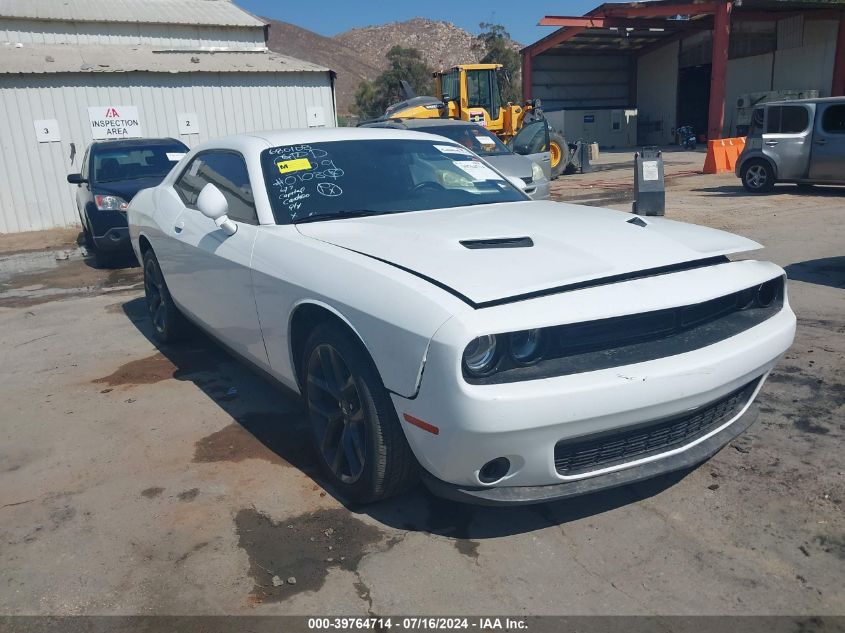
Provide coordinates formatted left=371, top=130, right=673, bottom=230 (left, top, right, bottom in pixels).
left=0, top=158, right=842, bottom=617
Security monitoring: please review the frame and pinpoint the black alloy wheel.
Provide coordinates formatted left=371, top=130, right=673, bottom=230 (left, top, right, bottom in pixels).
left=306, top=343, right=368, bottom=484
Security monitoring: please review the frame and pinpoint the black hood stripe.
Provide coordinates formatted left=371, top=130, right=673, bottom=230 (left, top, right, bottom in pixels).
left=347, top=249, right=730, bottom=310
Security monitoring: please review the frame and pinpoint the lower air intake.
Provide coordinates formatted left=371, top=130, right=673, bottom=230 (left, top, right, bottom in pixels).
left=554, top=379, right=759, bottom=476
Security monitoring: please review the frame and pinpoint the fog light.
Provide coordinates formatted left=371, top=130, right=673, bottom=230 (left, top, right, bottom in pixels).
left=478, top=457, right=511, bottom=484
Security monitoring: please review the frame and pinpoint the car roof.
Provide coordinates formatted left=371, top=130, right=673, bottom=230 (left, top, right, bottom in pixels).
left=192, top=127, right=459, bottom=154
left=90, top=137, right=185, bottom=149
left=363, top=118, right=481, bottom=130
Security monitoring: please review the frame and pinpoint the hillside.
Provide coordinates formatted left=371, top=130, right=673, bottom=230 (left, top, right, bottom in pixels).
left=264, top=19, right=381, bottom=114
left=334, top=18, right=485, bottom=75
left=265, top=17, right=521, bottom=115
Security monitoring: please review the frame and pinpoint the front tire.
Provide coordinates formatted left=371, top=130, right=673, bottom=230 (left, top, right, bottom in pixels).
left=142, top=249, right=185, bottom=344
left=302, top=323, right=417, bottom=503
left=741, top=159, right=775, bottom=193
left=549, top=131, right=569, bottom=179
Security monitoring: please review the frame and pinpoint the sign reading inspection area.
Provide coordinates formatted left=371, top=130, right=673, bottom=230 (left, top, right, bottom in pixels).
left=87, top=106, right=143, bottom=140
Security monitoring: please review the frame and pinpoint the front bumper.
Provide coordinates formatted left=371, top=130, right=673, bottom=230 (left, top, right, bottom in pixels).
left=93, top=227, right=131, bottom=252
left=390, top=260, right=796, bottom=496
left=526, top=179, right=551, bottom=200
left=422, top=401, right=759, bottom=506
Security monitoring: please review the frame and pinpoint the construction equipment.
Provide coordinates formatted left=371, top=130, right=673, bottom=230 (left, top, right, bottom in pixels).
left=381, top=64, right=572, bottom=178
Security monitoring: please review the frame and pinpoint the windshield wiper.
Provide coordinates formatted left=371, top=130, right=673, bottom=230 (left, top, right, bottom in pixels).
left=293, top=209, right=389, bottom=224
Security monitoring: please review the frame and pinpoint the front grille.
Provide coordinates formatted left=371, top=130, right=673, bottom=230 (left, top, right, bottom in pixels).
left=554, top=379, right=758, bottom=476
left=520, top=176, right=534, bottom=185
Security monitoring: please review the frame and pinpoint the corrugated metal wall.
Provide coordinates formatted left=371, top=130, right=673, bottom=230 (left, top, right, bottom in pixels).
left=0, top=18, right=265, bottom=48
left=636, top=41, right=679, bottom=146
left=0, top=71, right=335, bottom=233
left=773, top=19, right=838, bottom=95
left=531, top=53, right=632, bottom=111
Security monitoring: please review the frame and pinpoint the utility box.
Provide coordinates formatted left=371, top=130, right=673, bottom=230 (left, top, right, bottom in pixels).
left=632, top=147, right=665, bottom=216
left=544, top=108, right=637, bottom=148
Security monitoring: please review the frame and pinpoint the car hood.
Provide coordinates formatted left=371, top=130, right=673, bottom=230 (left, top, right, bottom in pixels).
left=483, top=153, right=534, bottom=180
left=296, top=201, right=761, bottom=306
left=92, top=176, right=167, bottom=201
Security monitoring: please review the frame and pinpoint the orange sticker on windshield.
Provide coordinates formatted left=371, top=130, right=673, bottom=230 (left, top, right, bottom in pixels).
left=276, top=158, right=312, bottom=174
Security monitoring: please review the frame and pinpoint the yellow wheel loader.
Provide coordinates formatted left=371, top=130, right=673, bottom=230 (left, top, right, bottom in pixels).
left=380, top=64, right=572, bottom=178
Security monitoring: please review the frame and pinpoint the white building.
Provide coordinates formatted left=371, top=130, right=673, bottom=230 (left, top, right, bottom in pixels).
left=0, top=0, right=336, bottom=233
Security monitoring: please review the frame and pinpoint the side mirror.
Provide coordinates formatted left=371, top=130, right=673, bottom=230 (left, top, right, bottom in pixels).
left=506, top=175, right=528, bottom=192
left=67, top=173, right=86, bottom=185
left=197, top=183, right=237, bottom=236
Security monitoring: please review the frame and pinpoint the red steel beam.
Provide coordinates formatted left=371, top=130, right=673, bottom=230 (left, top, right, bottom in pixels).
left=833, top=11, right=845, bottom=96
left=539, top=15, right=708, bottom=29
left=524, top=26, right=587, bottom=57
left=707, top=1, right=732, bottom=139
left=601, top=2, right=718, bottom=18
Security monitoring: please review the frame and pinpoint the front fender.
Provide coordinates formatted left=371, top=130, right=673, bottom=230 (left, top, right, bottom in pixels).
left=252, top=227, right=468, bottom=397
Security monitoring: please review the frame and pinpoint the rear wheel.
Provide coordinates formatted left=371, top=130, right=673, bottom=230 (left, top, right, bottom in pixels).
left=142, top=249, right=185, bottom=343
left=741, top=159, right=775, bottom=193
left=549, top=131, right=569, bottom=179
left=302, top=323, right=417, bottom=503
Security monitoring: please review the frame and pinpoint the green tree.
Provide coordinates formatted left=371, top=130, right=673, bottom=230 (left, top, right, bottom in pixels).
left=476, top=22, right=522, bottom=104
left=353, top=46, right=432, bottom=119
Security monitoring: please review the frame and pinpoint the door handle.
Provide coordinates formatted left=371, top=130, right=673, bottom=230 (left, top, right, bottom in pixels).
left=815, top=138, right=828, bottom=145
left=764, top=140, right=779, bottom=146
left=174, top=221, right=184, bottom=234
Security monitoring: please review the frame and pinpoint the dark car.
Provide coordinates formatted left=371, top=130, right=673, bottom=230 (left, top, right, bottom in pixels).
left=67, top=137, right=188, bottom=265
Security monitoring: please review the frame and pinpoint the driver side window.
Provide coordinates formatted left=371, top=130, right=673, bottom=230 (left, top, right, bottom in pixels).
left=174, top=151, right=258, bottom=225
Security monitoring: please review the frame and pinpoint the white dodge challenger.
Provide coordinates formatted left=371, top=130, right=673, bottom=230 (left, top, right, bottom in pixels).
left=128, top=128, right=796, bottom=505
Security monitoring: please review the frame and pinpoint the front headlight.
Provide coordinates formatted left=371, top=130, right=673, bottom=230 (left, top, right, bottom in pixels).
left=463, top=335, right=499, bottom=376
left=95, top=194, right=129, bottom=211
left=530, top=160, right=545, bottom=182
left=509, top=329, right=543, bottom=365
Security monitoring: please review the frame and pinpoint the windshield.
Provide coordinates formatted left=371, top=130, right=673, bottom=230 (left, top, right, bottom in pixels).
left=93, top=144, right=187, bottom=183
left=421, top=125, right=511, bottom=156
left=466, top=69, right=501, bottom=121
left=261, top=139, right=526, bottom=225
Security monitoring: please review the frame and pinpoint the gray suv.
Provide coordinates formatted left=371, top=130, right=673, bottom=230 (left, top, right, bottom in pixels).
left=736, top=97, right=845, bottom=193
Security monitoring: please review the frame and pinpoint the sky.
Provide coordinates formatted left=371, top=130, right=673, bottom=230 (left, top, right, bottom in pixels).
left=234, top=0, right=598, bottom=46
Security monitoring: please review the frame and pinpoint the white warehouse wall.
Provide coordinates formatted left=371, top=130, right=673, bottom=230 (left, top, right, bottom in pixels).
left=0, top=71, right=335, bottom=233
left=0, top=18, right=266, bottom=49
left=773, top=19, right=838, bottom=96
left=636, top=40, right=679, bottom=146
left=724, top=52, right=775, bottom=134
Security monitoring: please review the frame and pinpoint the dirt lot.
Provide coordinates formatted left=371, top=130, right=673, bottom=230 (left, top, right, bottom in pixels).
left=1, top=154, right=843, bottom=617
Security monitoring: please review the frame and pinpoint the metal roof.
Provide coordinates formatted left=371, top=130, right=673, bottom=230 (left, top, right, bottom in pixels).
left=0, top=0, right=266, bottom=27
left=526, top=0, right=845, bottom=55
left=0, top=44, right=330, bottom=74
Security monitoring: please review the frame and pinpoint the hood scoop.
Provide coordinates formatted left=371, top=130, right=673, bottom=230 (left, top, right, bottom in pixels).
left=460, top=236, right=534, bottom=250
left=627, top=216, right=648, bottom=227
